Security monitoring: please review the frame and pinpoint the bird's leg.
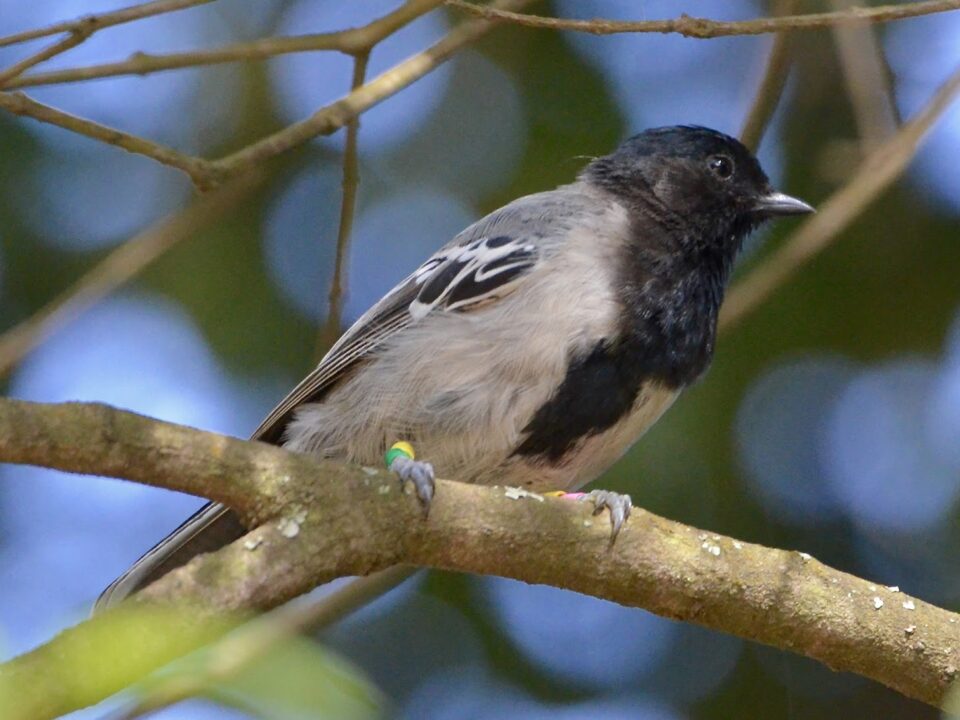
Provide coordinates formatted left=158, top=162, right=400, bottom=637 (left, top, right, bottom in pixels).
left=385, top=441, right=435, bottom=513
left=549, top=489, right=632, bottom=541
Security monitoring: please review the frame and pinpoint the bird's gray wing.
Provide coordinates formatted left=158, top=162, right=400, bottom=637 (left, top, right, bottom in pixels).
left=252, top=231, right=539, bottom=444
left=95, top=210, right=544, bottom=612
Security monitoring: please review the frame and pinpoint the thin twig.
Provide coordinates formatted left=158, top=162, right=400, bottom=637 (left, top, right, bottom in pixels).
left=0, top=171, right=266, bottom=379
left=0, top=32, right=87, bottom=88
left=7, top=0, right=445, bottom=90
left=0, top=0, right=519, bottom=383
left=0, top=0, right=521, bottom=188
left=0, top=91, right=213, bottom=186
left=830, top=0, right=899, bottom=154
left=738, top=0, right=797, bottom=152
left=720, top=62, right=960, bottom=333
left=207, top=0, right=535, bottom=182
left=317, top=52, right=370, bottom=361
left=0, top=0, right=214, bottom=48
left=446, top=0, right=960, bottom=38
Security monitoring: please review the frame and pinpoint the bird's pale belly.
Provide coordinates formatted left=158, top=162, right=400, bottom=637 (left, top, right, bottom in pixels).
left=445, top=382, right=679, bottom=493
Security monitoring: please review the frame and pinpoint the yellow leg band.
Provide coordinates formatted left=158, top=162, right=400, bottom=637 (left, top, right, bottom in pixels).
left=385, top=441, right=416, bottom=469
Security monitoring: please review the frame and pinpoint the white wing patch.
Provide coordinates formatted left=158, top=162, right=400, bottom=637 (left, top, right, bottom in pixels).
left=250, top=235, right=538, bottom=442
left=409, top=235, right=538, bottom=320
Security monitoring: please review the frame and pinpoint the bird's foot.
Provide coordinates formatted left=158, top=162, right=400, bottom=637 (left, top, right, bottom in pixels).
left=553, top=489, right=632, bottom=542
left=385, top=442, right=434, bottom=514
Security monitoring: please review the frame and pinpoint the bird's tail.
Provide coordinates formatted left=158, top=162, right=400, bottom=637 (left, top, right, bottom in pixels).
left=94, top=501, right=246, bottom=613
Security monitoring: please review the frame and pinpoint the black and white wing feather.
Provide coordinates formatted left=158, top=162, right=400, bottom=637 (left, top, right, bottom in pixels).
left=409, top=235, right=537, bottom=319
left=252, top=233, right=539, bottom=443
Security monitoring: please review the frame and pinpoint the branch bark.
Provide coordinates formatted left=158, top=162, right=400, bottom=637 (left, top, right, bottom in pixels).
left=0, top=397, right=957, bottom=719
left=447, top=0, right=960, bottom=37
left=4, top=0, right=444, bottom=90
left=0, top=91, right=215, bottom=186
left=829, top=0, right=899, bottom=154
left=204, top=0, right=534, bottom=183
left=0, top=33, right=87, bottom=87
left=0, top=0, right=214, bottom=48
left=738, top=0, right=797, bottom=153
left=0, top=0, right=531, bottom=188
left=316, top=51, right=369, bottom=360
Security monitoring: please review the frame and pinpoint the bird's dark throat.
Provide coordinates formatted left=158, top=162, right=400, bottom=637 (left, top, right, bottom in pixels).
left=514, top=209, right=748, bottom=465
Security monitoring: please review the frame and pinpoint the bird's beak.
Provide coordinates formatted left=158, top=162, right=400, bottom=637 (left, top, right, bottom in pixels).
left=753, top=191, right=815, bottom=217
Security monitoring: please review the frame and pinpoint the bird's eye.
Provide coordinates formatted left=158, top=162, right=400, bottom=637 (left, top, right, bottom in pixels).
left=707, top=155, right=734, bottom=179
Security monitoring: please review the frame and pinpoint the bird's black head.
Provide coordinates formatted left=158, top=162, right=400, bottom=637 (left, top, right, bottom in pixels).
left=584, top=126, right=813, bottom=255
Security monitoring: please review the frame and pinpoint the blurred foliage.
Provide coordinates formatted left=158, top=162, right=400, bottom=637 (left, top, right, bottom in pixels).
left=0, top=604, right=238, bottom=720
left=1, top=1, right=959, bottom=719
left=140, top=632, right=382, bottom=720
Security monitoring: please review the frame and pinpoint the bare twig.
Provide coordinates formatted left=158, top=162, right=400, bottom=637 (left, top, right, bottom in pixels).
left=830, top=0, right=899, bottom=154
left=207, top=0, right=535, bottom=182
left=0, top=0, right=527, bottom=392
left=7, top=0, right=446, bottom=90
left=738, top=0, right=797, bottom=152
left=0, top=398, right=957, bottom=719
left=0, top=0, right=214, bottom=48
left=317, top=52, right=370, bottom=360
left=720, top=62, right=960, bottom=333
left=446, top=0, right=960, bottom=38
left=0, top=0, right=527, bottom=188
left=0, top=171, right=265, bottom=379
left=0, top=91, right=213, bottom=185
left=0, top=33, right=87, bottom=88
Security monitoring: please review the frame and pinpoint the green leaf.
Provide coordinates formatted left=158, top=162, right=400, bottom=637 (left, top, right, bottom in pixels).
left=132, top=630, right=384, bottom=720
left=206, top=635, right=383, bottom=720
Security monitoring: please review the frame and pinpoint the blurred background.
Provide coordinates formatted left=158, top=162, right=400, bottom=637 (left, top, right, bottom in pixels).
left=1, top=0, right=959, bottom=718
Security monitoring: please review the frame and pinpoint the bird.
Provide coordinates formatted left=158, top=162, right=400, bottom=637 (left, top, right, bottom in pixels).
left=96, top=125, right=813, bottom=612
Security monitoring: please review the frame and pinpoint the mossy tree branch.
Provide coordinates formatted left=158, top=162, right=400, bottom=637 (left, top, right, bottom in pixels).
left=0, top=397, right=956, bottom=719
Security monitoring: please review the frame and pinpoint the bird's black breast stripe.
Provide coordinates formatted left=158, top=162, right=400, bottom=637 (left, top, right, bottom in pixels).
left=514, top=339, right=648, bottom=462
left=515, top=247, right=725, bottom=464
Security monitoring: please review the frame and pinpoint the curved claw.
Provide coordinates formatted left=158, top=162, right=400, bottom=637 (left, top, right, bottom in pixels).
left=580, top=489, right=632, bottom=542
left=390, top=456, right=435, bottom=514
